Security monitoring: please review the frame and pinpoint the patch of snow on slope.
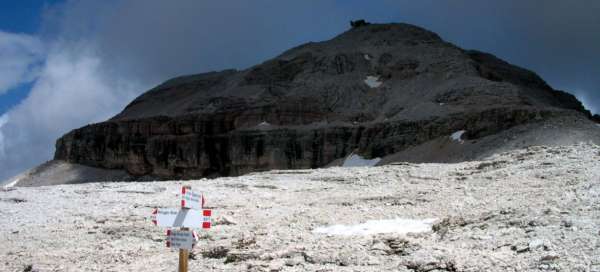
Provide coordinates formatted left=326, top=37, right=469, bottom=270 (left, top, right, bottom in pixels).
left=364, top=76, right=382, bottom=88
left=313, top=218, right=437, bottom=236
left=3, top=177, right=19, bottom=189
left=258, top=121, right=270, bottom=127
left=450, top=130, right=466, bottom=142
left=342, top=153, right=381, bottom=167
left=363, top=54, right=372, bottom=60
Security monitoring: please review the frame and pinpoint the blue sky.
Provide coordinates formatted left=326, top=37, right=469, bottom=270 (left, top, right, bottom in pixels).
left=0, top=1, right=599, bottom=182
left=0, top=82, right=31, bottom=114
left=0, top=1, right=51, bottom=33
left=0, top=1, right=60, bottom=115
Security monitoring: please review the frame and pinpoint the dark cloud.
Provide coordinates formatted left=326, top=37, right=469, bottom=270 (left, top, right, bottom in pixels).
left=88, top=0, right=600, bottom=112
left=375, top=0, right=600, bottom=111
left=45, top=0, right=600, bottom=102
left=56, top=0, right=351, bottom=84
left=1, top=0, right=599, bottom=182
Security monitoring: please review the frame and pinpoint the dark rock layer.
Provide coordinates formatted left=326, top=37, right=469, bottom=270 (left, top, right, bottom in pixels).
left=54, top=23, right=594, bottom=180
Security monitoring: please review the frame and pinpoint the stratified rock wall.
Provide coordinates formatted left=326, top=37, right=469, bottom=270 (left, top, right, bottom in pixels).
left=56, top=107, right=563, bottom=179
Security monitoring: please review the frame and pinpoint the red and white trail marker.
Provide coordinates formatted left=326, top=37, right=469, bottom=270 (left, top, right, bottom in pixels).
left=152, top=208, right=212, bottom=229
left=166, top=229, right=198, bottom=250
left=181, top=187, right=204, bottom=210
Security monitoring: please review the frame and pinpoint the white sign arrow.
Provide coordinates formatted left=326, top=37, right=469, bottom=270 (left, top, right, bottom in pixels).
left=152, top=208, right=212, bottom=229
left=181, top=187, right=204, bottom=210
left=166, top=229, right=198, bottom=250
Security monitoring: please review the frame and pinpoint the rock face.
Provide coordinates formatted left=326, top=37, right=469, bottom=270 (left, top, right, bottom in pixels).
left=54, top=23, right=595, bottom=180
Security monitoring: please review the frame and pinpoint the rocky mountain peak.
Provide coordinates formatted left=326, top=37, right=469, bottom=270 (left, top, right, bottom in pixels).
left=47, top=22, right=599, bottom=183
left=335, top=22, right=442, bottom=45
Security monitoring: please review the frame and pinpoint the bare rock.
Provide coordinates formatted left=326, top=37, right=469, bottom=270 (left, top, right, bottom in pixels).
left=284, top=255, right=305, bottom=266
left=403, top=254, right=457, bottom=272
left=22, top=265, right=37, bottom=272
left=432, top=216, right=468, bottom=239
left=561, top=220, right=573, bottom=228
left=224, top=251, right=260, bottom=264
left=202, top=246, right=230, bottom=259
left=382, top=237, right=419, bottom=255
left=511, top=243, right=530, bottom=253
left=215, top=215, right=237, bottom=225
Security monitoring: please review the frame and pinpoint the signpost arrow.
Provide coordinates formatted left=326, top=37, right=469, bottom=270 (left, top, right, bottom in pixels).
left=152, top=208, right=212, bottom=228
left=166, top=229, right=198, bottom=250
left=181, top=187, right=204, bottom=210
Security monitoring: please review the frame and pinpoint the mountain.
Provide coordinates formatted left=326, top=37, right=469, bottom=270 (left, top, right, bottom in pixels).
left=12, top=22, right=600, bottom=186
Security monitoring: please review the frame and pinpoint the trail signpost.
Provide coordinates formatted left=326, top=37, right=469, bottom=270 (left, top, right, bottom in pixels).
left=152, top=208, right=212, bottom=228
left=152, top=186, right=211, bottom=272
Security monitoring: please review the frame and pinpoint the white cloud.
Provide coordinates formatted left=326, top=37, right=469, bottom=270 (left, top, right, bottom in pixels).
left=0, top=31, right=44, bottom=94
left=0, top=40, right=145, bottom=181
left=0, top=114, right=8, bottom=157
left=573, top=91, right=597, bottom=114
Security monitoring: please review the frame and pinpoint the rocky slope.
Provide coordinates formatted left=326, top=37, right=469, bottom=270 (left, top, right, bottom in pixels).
left=2, top=143, right=600, bottom=271
left=48, top=23, right=597, bottom=182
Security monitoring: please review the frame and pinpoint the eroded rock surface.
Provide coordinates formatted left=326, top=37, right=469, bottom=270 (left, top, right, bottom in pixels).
left=2, top=143, right=600, bottom=271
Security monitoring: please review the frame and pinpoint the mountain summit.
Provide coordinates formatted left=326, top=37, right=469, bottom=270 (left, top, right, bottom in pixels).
left=14, top=23, right=600, bottom=185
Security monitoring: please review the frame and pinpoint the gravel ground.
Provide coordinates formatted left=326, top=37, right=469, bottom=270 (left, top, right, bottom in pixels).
left=1, top=143, right=600, bottom=271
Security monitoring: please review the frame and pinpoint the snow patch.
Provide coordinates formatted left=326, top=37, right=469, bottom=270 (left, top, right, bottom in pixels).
left=342, top=153, right=381, bottom=167
left=450, top=130, right=466, bottom=142
left=313, top=218, right=437, bottom=236
left=364, top=76, right=382, bottom=88
left=3, top=177, right=19, bottom=189
left=258, top=121, right=271, bottom=127
left=363, top=54, right=372, bottom=60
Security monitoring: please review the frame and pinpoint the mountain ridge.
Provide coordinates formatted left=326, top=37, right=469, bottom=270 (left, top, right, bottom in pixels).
left=12, top=22, right=600, bottom=185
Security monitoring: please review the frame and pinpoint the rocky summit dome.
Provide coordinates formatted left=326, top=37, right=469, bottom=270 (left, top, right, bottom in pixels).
left=44, top=23, right=598, bottom=184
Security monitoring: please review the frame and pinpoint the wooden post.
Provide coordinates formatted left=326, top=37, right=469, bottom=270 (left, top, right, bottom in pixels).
left=178, top=242, right=189, bottom=272
left=179, top=185, right=192, bottom=272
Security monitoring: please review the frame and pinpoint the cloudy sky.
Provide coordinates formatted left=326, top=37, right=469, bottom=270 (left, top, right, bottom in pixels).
left=0, top=0, right=599, bottom=181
